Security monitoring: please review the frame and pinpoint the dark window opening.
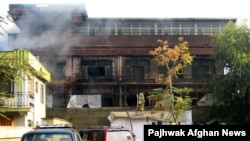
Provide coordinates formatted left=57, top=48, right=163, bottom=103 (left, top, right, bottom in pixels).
left=89, top=29, right=95, bottom=36
left=118, top=29, right=122, bottom=35
left=177, top=69, right=184, bottom=78
left=52, top=62, right=66, bottom=79
left=150, top=29, right=154, bottom=35
left=158, top=66, right=167, bottom=77
left=158, top=29, right=162, bottom=35
left=0, top=81, right=14, bottom=94
left=126, top=95, right=137, bottom=106
left=80, top=59, right=113, bottom=80
left=102, top=96, right=113, bottom=107
left=158, top=64, right=184, bottom=78
left=97, top=60, right=112, bottom=66
left=110, top=29, right=115, bottom=35
left=125, top=59, right=150, bottom=79
left=192, top=59, right=215, bottom=78
left=88, top=67, right=105, bottom=79
left=132, top=66, right=144, bottom=79
left=82, top=60, right=96, bottom=66
left=126, top=94, right=150, bottom=107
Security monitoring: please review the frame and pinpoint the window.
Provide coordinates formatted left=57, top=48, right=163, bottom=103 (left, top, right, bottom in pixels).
left=132, top=66, right=144, bottom=79
left=158, top=66, right=167, bottom=76
left=117, top=22, right=130, bottom=35
left=80, top=59, right=113, bottom=80
left=172, top=23, right=180, bottom=35
left=92, top=131, right=103, bottom=141
left=141, top=29, right=149, bottom=35
left=35, top=82, right=38, bottom=93
left=123, top=29, right=131, bottom=35
left=0, top=81, right=14, bottom=95
left=110, top=29, right=115, bottom=35
left=180, top=22, right=194, bottom=35
left=118, top=29, right=122, bottom=35
left=28, top=80, right=34, bottom=95
left=140, top=22, right=154, bottom=35
left=125, top=59, right=150, bottom=79
left=88, top=67, right=105, bottom=79
left=22, top=133, right=72, bottom=141
left=89, top=29, right=95, bottom=36
left=131, top=22, right=140, bottom=35
left=80, top=131, right=89, bottom=141
left=54, top=62, right=66, bottom=79
left=158, top=64, right=184, bottom=78
left=158, top=23, right=172, bottom=35
left=149, top=29, right=154, bottom=35
left=41, top=84, right=44, bottom=104
left=192, top=59, right=215, bottom=78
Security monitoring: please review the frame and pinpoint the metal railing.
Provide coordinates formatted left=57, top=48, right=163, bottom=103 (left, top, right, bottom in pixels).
left=8, top=34, right=213, bottom=48
left=71, top=27, right=221, bottom=36
left=0, top=92, right=33, bottom=108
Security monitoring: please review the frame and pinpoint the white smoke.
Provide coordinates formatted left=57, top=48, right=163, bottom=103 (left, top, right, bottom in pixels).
left=11, top=3, right=87, bottom=52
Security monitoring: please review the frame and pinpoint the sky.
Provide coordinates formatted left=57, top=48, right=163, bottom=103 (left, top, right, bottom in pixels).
left=1, top=0, right=250, bottom=49
left=1, top=0, right=250, bottom=19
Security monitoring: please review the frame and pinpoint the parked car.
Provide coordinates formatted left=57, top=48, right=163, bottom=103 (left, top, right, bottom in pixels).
left=78, top=126, right=136, bottom=141
left=21, top=124, right=82, bottom=141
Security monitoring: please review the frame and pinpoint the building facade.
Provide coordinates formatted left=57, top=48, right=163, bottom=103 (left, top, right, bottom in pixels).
left=0, top=49, right=51, bottom=127
left=7, top=4, right=236, bottom=109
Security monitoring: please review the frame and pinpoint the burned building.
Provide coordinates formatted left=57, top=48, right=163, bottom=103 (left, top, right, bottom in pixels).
left=8, top=3, right=236, bottom=108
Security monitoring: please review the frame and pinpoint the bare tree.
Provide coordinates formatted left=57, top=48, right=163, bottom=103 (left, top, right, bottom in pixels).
left=0, top=14, right=13, bottom=35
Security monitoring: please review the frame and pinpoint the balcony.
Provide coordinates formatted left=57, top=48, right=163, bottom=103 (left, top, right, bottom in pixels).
left=9, top=34, right=213, bottom=48
left=0, top=93, right=33, bottom=108
left=12, top=35, right=213, bottom=56
left=72, top=35, right=213, bottom=47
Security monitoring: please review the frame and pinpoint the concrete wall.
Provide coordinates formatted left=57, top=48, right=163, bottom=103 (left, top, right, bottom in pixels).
left=0, top=107, right=210, bottom=140
left=44, top=118, right=72, bottom=126
left=0, top=138, right=21, bottom=141
left=0, top=126, right=33, bottom=140
left=46, top=106, right=212, bottom=129
left=46, top=107, right=134, bottom=129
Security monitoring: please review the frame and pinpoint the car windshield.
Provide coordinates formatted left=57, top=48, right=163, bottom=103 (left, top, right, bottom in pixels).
left=22, top=133, right=72, bottom=141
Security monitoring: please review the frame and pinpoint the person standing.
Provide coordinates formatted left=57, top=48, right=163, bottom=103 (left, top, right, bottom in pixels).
left=138, top=90, right=145, bottom=111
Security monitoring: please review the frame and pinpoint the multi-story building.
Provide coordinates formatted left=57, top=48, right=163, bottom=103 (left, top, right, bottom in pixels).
left=0, top=49, right=51, bottom=127
left=7, top=4, right=236, bottom=110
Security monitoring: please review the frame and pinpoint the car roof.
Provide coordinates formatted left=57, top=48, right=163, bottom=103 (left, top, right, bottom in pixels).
left=24, top=124, right=77, bottom=134
left=34, top=128, right=75, bottom=132
left=36, top=124, right=74, bottom=129
left=78, top=126, right=132, bottom=132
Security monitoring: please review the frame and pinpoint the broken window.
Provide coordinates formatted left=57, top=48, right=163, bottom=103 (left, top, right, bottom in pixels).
left=125, top=59, right=150, bottom=79
left=80, top=59, right=113, bottom=80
